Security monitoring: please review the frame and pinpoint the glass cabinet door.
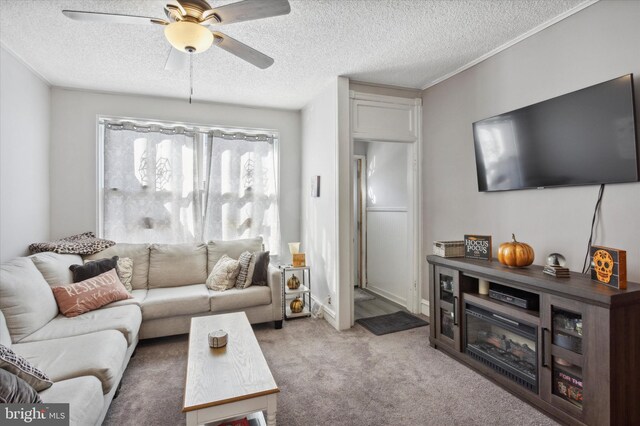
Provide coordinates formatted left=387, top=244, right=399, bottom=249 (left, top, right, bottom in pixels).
left=541, top=295, right=585, bottom=419
left=550, top=307, right=584, bottom=409
left=434, top=266, right=460, bottom=350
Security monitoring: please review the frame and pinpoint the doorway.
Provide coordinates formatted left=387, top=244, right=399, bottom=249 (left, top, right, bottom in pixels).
left=353, top=140, right=416, bottom=320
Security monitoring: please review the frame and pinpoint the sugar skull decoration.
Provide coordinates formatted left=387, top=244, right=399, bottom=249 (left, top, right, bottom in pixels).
left=593, top=249, right=614, bottom=283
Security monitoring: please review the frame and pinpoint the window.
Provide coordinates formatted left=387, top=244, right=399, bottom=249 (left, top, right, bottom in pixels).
left=99, top=118, right=280, bottom=254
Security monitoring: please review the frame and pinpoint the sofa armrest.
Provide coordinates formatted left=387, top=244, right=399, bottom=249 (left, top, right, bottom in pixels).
left=267, top=265, right=283, bottom=322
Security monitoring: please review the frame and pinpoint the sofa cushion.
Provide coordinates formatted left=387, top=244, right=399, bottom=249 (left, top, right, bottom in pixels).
left=52, top=269, right=132, bottom=318
left=13, top=330, right=127, bottom=394
left=0, top=368, right=42, bottom=403
left=84, top=243, right=150, bottom=290
left=0, top=310, right=11, bottom=347
left=0, top=258, right=59, bottom=343
left=103, top=289, right=147, bottom=309
left=142, top=284, right=210, bottom=320
left=207, top=237, right=263, bottom=274
left=39, top=376, right=104, bottom=426
left=148, top=243, right=208, bottom=288
left=70, top=256, right=118, bottom=282
left=30, top=252, right=83, bottom=286
left=209, top=286, right=272, bottom=312
left=0, top=344, right=53, bottom=391
left=20, top=305, right=141, bottom=346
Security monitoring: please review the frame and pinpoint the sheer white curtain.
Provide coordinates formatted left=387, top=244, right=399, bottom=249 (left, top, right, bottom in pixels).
left=103, top=125, right=202, bottom=243
left=202, top=132, right=280, bottom=254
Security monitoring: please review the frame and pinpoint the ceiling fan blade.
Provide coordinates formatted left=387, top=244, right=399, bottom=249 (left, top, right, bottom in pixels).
left=210, top=0, right=291, bottom=25
left=164, top=5, right=184, bottom=22
left=213, top=32, right=274, bottom=69
left=164, top=47, right=189, bottom=71
left=62, top=10, right=168, bottom=25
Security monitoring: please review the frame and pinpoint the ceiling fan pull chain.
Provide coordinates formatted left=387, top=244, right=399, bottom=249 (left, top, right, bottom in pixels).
left=189, top=54, right=193, bottom=104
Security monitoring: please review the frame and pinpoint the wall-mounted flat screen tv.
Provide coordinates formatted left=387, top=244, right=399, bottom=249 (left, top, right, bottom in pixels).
left=472, top=74, right=638, bottom=192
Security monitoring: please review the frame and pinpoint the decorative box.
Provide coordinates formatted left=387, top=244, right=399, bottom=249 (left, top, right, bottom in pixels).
left=433, top=240, right=465, bottom=258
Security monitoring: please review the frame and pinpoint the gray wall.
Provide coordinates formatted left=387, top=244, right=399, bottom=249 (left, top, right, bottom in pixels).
left=421, top=0, right=640, bottom=299
left=50, top=88, right=301, bottom=258
left=0, top=47, right=50, bottom=262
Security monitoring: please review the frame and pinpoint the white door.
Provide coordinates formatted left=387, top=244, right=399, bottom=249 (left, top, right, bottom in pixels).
left=362, top=141, right=412, bottom=307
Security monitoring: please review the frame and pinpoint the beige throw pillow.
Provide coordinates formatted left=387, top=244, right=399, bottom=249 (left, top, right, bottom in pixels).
left=207, top=255, right=240, bottom=291
left=115, top=257, right=133, bottom=292
left=235, top=251, right=254, bottom=289
left=242, top=255, right=257, bottom=289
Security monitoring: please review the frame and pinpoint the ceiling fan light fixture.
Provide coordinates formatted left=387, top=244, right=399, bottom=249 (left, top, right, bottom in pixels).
left=164, top=21, right=213, bottom=53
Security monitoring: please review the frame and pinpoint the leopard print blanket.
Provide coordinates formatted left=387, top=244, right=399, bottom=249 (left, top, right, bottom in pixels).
left=29, top=232, right=115, bottom=255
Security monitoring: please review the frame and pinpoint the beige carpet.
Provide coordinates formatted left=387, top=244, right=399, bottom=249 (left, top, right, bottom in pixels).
left=103, top=318, right=558, bottom=426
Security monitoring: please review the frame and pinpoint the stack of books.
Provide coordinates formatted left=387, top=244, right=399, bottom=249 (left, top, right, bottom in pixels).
left=543, top=264, right=571, bottom=278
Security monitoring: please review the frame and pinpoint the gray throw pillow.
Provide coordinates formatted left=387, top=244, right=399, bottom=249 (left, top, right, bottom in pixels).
left=0, top=368, right=42, bottom=403
left=0, top=345, right=53, bottom=392
left=70, top=256, right=118, bottom=282
left=85, top=257, right=133, bottom=292
left=251, top=251, right=270, bottom=286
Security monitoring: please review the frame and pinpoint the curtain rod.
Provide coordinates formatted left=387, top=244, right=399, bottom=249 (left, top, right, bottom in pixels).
left=101, top=119, right=275, bottom=142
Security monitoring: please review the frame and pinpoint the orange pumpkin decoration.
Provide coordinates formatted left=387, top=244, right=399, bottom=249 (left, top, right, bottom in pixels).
left=498, top=234, right=535, bottom=267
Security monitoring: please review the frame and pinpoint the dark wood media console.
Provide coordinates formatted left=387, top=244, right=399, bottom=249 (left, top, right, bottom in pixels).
left=427, top=255, right=640, bottom=426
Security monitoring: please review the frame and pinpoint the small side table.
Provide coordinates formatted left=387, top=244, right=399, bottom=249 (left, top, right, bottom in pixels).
left=279, top=266, right=311, bottom=320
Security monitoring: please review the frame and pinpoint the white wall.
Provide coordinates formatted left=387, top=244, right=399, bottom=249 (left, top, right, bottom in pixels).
left=0, top=46, right=50, bottom=262
left=301, top=80, right=339, bottom=325
left=300, top=77, right=351, bottom=330
left=49, top=88, right=301, bottom=258
left=421, top=0, right=640, bottom=299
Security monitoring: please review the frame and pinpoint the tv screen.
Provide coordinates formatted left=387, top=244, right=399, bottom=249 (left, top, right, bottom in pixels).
left=473, top=74, right=638, bottom=192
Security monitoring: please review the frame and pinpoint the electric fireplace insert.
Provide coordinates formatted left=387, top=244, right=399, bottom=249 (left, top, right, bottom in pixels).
left=465, top=302, right=538, bottom=392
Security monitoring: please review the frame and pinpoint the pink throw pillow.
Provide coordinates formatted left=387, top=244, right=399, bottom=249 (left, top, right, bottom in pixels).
left=51, top=269, right=132, bottom=317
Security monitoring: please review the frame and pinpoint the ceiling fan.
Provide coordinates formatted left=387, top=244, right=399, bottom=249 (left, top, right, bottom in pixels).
left=62, top=0, right=291, bottom=71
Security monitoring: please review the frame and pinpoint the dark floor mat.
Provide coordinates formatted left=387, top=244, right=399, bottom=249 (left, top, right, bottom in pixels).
left=356, top=310, right=429, bottom=336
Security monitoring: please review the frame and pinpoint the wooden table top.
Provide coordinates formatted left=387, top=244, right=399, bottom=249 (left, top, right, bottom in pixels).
left=182, top=312, right=279, bottom=412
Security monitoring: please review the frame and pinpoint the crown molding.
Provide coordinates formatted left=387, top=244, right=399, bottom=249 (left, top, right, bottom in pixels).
left=421, top=0, right=599, bottom=91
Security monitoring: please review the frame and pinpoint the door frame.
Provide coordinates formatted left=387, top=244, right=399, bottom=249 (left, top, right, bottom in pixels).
left=353, top=155, right=367, bottom=289
left=348, top=92, right=423, bottom=326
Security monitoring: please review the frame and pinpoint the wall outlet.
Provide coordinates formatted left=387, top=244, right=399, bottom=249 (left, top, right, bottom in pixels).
left=326, top=295, right=332, bottom=305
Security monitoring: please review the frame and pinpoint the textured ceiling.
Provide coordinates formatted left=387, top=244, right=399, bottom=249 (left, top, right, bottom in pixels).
left=0, top=0, right=589, bottom=109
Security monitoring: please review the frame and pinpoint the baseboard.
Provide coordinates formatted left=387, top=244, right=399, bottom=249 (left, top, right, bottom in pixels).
left=366, top=285, right=407, bottom=307
left=421, top=299, right=430, bottom=317
left=311, top=294, right=337, bottom=329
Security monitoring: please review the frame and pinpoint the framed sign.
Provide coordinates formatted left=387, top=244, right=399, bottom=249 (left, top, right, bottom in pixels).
left=590, top=245, right=627, bottom=289
left=464, top=235, right=492, bottom=261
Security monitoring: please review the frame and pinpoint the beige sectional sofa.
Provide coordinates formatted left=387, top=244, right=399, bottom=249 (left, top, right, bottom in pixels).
left=0, top=237, right=282, bottom=425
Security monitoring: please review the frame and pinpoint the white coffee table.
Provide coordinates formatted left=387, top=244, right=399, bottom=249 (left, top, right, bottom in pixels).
left=183, top=312, right=279, bottom=426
